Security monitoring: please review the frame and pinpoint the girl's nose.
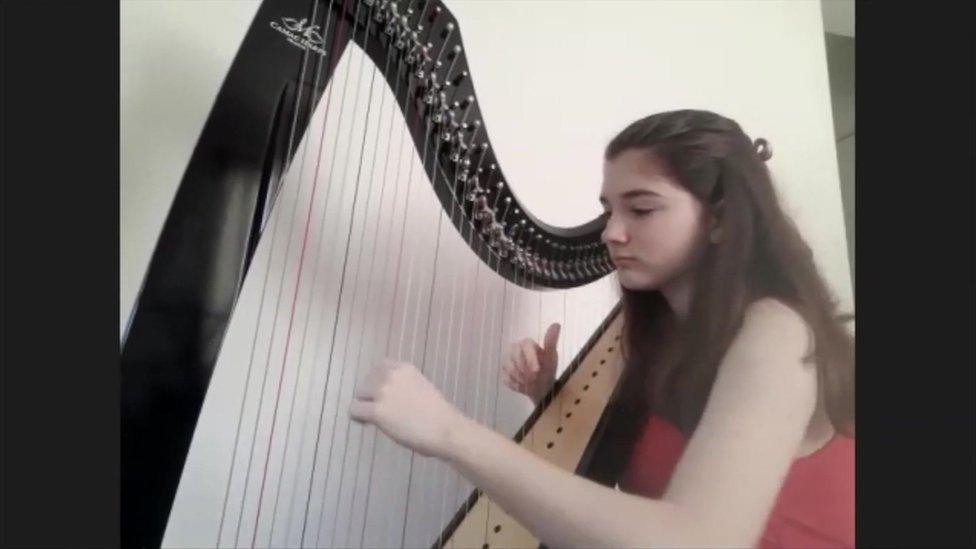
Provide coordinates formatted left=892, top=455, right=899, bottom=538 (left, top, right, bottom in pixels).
left=601, top=214, right=628, bottom=245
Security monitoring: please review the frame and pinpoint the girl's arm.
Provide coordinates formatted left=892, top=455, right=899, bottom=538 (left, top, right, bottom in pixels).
left=351, top=298, right=817, bottom=548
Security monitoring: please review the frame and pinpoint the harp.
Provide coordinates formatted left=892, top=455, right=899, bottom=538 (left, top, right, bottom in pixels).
left=122, top=1, right=633, bottom=547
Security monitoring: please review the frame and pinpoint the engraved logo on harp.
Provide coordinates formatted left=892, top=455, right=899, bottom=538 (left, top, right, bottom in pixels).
left=270, top=17, right=328, bottom=56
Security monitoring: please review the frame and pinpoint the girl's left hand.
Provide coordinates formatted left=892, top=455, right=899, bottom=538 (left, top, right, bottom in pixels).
left=348, top=358, right=467, bottom=460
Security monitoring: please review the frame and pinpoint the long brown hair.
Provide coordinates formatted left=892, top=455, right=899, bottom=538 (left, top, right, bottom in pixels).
left=607, top=110, right=854, bottom=439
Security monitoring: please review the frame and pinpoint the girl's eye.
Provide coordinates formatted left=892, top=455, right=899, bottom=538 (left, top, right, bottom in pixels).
left=632, top=208, right=655, bottom=216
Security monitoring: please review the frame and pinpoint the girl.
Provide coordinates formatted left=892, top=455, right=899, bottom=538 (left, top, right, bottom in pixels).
left=349, top=110, right=855, bottom=548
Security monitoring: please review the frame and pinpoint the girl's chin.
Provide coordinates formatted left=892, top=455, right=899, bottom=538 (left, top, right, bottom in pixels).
left=615, top=268, right=659, bottom=291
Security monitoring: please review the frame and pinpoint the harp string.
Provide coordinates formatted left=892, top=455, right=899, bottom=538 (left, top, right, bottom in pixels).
left=301, top=0, right=381, bottom=545
left=198, top=1, right=619, bottom=545
left=453, top=180, right=523, bottom=547
left=286, top=4, right=375, bottom=545
left=479, top=223, right=527, bottom=549
left=396, top=57, right=459, bottom=549
left=338, top=19, right=422, bottom=549
left=276, top=0, right=381, bottom=544
left=216, top=0, right=358, bottom=543
left=150, top=2, right=627, bottom=548
left=258, top=7, right=360, bottom=545
left=433, top=186, right=508, bottom=549
left=216, top=0, right=340, bottom=546
left=265, top=25, right=356, bottom=544
left=246, top=1, right=386, bottom=547
left=387, top=6, right=517, bottom=544
left=415, top=78, right=528, bottom=549
left=320, top=24, right=402, bottom=549
left=426, top=69, right=493, bottom=546
left=354, top=0, right=447, bottom=543
left=330, top=51, right=398, bottom=549
left=438, top=174, right=516, bottom=548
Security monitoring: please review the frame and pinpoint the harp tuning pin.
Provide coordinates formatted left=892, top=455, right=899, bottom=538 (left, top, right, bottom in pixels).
left=441, top=22, right=455, bottom=39
left=490, top=220, right=505, bottom=237
left=451, top=142, right=463, bottom=164
left=448, top=44, right=463, bottom=60
left=453, top=70, right=468, bottom=86
left=464, top=176, right=482, bottom=201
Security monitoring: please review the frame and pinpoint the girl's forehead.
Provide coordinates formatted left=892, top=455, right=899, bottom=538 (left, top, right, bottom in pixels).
left=603, top=150, right=678, bottom=190
left=602, top=164, right=681, bottom=200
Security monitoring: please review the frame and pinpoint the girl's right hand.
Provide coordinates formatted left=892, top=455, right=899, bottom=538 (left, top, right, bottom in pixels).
left=501, top=322, right=560, bottom=405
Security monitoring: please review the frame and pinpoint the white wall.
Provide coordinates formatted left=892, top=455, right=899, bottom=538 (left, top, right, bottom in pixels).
left=121, top=2, right=853, bottom=547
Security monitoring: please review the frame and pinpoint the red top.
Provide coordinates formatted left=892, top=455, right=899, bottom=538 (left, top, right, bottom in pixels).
left=618, top=413, right=854, bottom=548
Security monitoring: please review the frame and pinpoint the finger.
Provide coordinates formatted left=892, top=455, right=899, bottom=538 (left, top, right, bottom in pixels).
left=542, top=322, right=561, bottom=358
left=355, top=362, right=389, bottom=400
left=501, top=360, right=516, bottom=383
left=508, top=343, right=521, bottom=369
left=519, top=339, right=540, bottom=375
left=348, top=399, right=377, bottom=424
left=354, top=383, right=377, bottom=401
left=512, top=345, right=532, bottom=383
left=502, top=368, right=520, bottom=392
left=506, top=354, right=527, bottom=386
left=511, top=365, right=527, bottom=388
left=502, top=374, right=515, bottom=391
left=502, top=363, right=525, bottom=391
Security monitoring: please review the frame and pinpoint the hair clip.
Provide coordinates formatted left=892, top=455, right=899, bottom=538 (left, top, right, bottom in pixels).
left=754, top=137, right=773, bottom=161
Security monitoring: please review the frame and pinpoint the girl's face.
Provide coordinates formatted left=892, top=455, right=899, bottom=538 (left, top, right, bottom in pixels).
left=600, top=149, right=712, bottom=291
